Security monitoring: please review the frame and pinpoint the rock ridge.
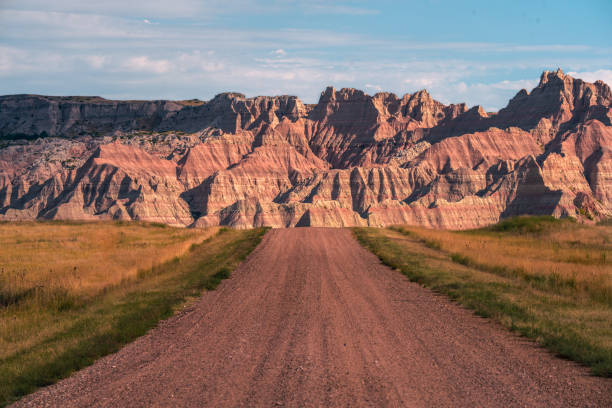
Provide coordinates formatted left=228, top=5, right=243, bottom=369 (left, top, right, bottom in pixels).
left=1, top=70, right=611, bottom=228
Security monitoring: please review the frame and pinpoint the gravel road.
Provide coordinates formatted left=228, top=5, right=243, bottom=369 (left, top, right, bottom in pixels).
left=13, top=228, right=611, bottom=407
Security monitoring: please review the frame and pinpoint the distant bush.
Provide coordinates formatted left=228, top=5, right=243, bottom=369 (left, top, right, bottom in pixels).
left=488, top=215, right=568, bottom=234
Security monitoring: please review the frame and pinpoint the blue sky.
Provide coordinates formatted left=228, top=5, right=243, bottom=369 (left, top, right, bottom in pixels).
left=1, top=0, right=611, bottom=110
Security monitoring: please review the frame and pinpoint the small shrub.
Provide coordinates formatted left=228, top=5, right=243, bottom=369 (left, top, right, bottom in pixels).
left=424, top=239, right=441, bottom=250
left=450, top=253, right=471, bottom=266
left=489, top=215, right=564, bottom=234
left=203, top=267, right=231, bottom=290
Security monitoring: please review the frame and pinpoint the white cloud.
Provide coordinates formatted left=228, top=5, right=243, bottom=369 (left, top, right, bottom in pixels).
left=506, top=44, right=592, bottom=52
left=404, top=76, right=444, bottom=89
left=434, top=79, right=540, bottom=111
left=85, top=55, right=108, bottom=69
left=1, top=0, right=380, bottom=20
left=177, top=51, right=225, bottom=72
left=567, top=69, right=612, bottom=87
left=305, top=4, right=379, bottom=15
left=244, top=70, right=296, bottom=81
left=254, top=56, right=323, bottom=69
left=382, top=42, right=599, bottom=53
left=0, top=46, right=26, bottom=73
left=0, top=0, right=207, bottom=18
left=486, top=79, right=538, bottom=90
left=0, top=1, right=610, bottom=109
left=402, top=69, right=468, bottom=91
left=122, top=56, right=171, bottom=74
left=0, top=45, right=75, bottom=74
left=0, top=9, right=153, bottom=40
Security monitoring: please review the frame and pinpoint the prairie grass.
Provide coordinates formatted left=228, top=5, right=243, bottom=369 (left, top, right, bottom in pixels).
left=393, top=216, right=612, bottom=305
left=0, top=221, right=218, bottom=310
left=0, top=222, right=267, bottom=406
left=353, top=218, right=612, bottom=377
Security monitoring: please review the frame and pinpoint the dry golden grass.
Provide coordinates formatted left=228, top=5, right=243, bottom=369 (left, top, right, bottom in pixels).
left=0, top=222, right=266, bottom=406
left=353, top=219, right=612, bottom=376
left=395, top=218, right=612, bottom=305
left=0, top=221, right=217, bottom=300
left=0, top=221, right=216, bottom=361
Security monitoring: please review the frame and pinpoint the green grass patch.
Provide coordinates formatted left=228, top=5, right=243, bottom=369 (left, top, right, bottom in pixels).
left=352, top=226, right=612, bottom=377
left=0, top=227, right=268, bottom=407
left=485, top=215, right=570, bottom=234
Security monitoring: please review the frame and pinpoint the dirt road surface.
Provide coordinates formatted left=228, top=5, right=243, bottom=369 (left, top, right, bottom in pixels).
left=13, top=228, right=611, bottom=407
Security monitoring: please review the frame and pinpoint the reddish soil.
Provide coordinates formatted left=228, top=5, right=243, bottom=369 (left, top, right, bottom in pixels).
left=13, top=228, right=611, bottom=407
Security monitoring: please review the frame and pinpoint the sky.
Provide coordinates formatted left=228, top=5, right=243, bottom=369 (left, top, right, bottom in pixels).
left=0, top=0, right=611, bottom=111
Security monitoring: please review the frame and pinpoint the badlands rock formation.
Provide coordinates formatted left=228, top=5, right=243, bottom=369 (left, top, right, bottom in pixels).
left=1, top=69, right=611, bottom=228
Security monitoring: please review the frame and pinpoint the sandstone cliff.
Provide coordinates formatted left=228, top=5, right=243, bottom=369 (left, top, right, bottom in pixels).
left=1, top=70, right=610, bottom=228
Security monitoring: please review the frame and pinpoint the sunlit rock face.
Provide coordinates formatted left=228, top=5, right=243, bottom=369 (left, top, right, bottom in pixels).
left=1, top=70, right=611, bottom=228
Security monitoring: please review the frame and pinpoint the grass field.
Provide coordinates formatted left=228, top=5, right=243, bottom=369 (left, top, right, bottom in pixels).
left=0, top=221, right=218, bottom=307
left=0, top=221, right=267, bottom=406
left=353, top=216, right=612, bottom=377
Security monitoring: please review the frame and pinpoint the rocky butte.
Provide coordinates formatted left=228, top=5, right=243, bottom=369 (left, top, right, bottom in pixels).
left=0, top=69, right=611, bottom=228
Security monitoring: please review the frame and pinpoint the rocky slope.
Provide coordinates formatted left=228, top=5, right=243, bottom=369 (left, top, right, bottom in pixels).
left=1, top=69, right=610, bottom=228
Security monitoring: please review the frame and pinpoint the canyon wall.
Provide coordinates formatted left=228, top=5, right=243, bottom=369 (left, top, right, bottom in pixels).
left=1, top=69, right=610, bottom=228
